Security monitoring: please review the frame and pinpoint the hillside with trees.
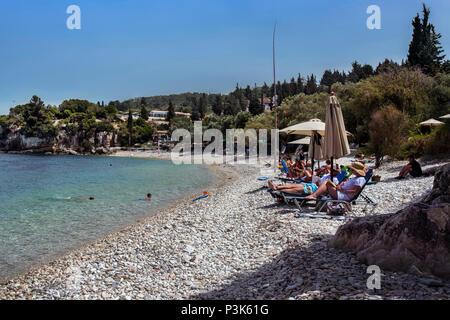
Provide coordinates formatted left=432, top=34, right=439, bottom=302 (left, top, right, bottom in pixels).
left=0, top=4, right=449, bottom=159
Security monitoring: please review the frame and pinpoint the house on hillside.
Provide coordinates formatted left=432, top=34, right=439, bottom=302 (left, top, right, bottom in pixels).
left=149, top=110, right=191, bottom=121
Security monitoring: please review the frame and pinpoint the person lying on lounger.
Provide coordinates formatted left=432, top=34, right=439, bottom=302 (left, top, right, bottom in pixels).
left=287, top=159, right=312, bottom=180
left=268, top=169, right=340, bottom=195
left=304, top=162, right=367, bottom=201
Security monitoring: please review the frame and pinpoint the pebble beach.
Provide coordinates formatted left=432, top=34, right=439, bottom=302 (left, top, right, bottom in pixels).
left=1, top=155, right=449, bottom=300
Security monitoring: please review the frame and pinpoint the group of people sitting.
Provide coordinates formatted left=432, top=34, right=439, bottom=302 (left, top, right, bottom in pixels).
left=269, top=157, right=369, bottom=202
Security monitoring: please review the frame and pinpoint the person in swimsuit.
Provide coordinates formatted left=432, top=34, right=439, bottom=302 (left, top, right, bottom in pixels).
left=304, top=162, right=367, bottom=201
left=142, top=193, right=152, bottom=201
left=268, top=169, right=340, bottom=195
left=69, top=197, right=94, bottom=200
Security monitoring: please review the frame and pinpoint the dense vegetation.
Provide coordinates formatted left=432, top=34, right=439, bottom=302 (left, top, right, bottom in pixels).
left=0, top=4, right=449, bottom=159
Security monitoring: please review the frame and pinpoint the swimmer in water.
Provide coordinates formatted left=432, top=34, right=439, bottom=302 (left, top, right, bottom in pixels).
left=69, top=197, right=95, bottom=201
left=142, top=193, right=152, bottom=201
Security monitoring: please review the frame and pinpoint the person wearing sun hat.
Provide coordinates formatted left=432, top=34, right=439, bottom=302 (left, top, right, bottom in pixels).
left=304, top=162, right=367, bottom=201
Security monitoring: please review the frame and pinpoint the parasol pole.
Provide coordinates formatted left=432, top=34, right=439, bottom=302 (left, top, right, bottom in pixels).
left=329, top=97, right=334, bottom=181
left=311, top=131, right=316, bottom=176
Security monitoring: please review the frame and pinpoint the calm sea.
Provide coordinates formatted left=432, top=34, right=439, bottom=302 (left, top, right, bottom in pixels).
left=0, top=153, right=215, bottom=281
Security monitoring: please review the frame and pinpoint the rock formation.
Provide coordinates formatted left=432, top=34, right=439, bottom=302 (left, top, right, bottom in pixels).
left=331, top=163, right=450, bottom=279
left=0, top=128, right=118, bottom=155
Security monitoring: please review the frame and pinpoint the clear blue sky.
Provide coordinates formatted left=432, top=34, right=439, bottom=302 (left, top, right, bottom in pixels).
left=1, top=0, right=449, bottom=114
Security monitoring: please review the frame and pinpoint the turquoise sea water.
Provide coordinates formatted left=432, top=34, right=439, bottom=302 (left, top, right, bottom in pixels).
left=0, top=154, right=215, bottom=281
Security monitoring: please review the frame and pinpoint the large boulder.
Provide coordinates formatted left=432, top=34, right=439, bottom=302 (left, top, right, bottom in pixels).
left=331, top=163, right=450, bottom=279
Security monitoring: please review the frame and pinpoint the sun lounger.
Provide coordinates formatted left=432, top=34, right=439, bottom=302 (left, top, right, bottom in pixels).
left=278, top=169, right=377, bottom=215
left=313, top=169, right=377, bottom=215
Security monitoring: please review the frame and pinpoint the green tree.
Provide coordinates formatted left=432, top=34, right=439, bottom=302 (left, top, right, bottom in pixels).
left=305, top=74, right=318, bottom=94
left=375, top=59, right=401, bottom=74
left=127, top=109, right=133, bottom=146
left=261, top=82, right=270, bottom=97
left=134, top=118, right=154, bottom=144
left=105, top=105, right=118, bottom=119
left=59, top=99, right=98, bottom=114
left=349, top=68, right=434, bottom=143
left=347, top=61, right=373, bottom=82
left=166, top=100, right=176, bottom=122
left=140, top=105, right=149, bottom=120
left=248, top=92, right=264, bottom=116
left=296, top=73, right=304, bottom=94
left=320, top=70, right=334, bottom=87
left=212, top=95, right=223, bottom=115
left=289, top=77, right=297, bottom=96
left=369, top=105, right=410, bottom=167
left=244, top=85, right=252, bottom=100
left=8, top=96, right=58, bottom=138
left=234, top=111, right=251, bottom=129
left=169, top=116, right=192, bottom=134
left=198, top=94, right=208, bottom=119
left=190, top=97, right=201, bottom=121
left=407, top=4, right=446, bottom=75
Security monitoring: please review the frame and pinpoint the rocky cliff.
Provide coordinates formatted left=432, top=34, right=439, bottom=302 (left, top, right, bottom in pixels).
left=331, top=163, right=450, bottom=279
left=0, top=128, right=118, bottom=155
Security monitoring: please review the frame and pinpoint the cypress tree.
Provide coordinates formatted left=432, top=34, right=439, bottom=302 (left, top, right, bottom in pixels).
left=289, top=77, right=297, bottom=96
left=127, top=109, right=133, bottom=147
left=166, top=100, right=175, bottom=122
left=248, top=92, right=263, bottom=116
left=199, top=94, right=208, bottom=119
left=244, top=85, right=252, bottom=100
left=190, top=97, right=200, bottom=121
left=320, top=70, right=334, bottom=87
left=281, top=80, right=290, bottom=99
left=212, top=95, right=223, bottom=115
left=407, top=4, right=446, bottom=75
left=296, top=73, right=304, bottom=94
left=140, top=105, right=149, bottom=120
left=262, top=82, right=270, bottom=97
left=305, top=74, right=318, bottom=94
left=347, top=61, right=363, bottom=82
left=375, top=59, right=400, bottom=74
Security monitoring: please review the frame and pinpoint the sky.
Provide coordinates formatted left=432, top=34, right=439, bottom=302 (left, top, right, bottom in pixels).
left=0, top=0, right=449, bottom=114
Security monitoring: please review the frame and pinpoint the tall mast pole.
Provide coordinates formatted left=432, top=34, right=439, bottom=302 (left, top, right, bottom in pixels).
left=273, top=22, right=277, bottom=129
left=272, top=22, right=278, bottom=171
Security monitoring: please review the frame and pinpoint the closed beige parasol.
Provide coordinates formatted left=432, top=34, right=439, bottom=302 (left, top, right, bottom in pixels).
left=324, top=93, right=350, bottom=178
left=308, top=132, right=325, bottom=162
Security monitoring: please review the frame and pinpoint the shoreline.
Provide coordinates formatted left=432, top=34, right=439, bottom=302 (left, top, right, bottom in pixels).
left=1, top=157, right=449, bottom=299
left=0, top=154, right=231, bottom=284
